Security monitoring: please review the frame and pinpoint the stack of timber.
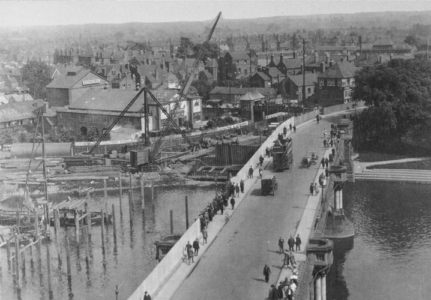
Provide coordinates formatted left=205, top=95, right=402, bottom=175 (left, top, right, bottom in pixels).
left=58, top=165, right=123, bottom=178
left=63, top=156, right=96, bottom=167
left=0, top=158, right=65, bottom=182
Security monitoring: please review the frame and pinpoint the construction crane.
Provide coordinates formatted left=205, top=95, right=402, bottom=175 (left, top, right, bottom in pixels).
left=84, top=12, right=221, bottom=158
left=150, top=11, right=222, bottom=159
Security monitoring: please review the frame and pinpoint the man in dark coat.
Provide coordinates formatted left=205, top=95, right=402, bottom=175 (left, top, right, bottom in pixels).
left=263, top=264, right=271, bottom=283
left=235, top=183, right=240, bottom=197
left=309, top=183, right=314, bottom=196
left=193, top=238, right=200, bottom=255
left=144, top=291, right=151, bottom=300
left=288, top=236, right=295, bottom=252
left=259, top=155, right=264, bottom=166
left=289, top=124, right=292, bottom=131
left=325, top=167, right=329, bottom=178
left=295, top=234, right=302, bottom=251
left=207, top=206, right=213, bottom=222
left=278, top=283, right=285, bottom=299
left=320, top=158, right=325, bottom=169
left=240, top=179, right=244, bottom=193
left=332, top=148, right=336, bottom=157
left=278, top=237, right=284, bottom=253
left=248, top=165, right=253, bottom=178
left=230, top=197, right=236, bottom=210
left=293, top=125, right=296, bottom=132
left=325, top=157, right=329, bottom=168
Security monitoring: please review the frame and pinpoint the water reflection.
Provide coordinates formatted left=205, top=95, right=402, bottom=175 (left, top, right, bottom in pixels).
left=330, top=182, right=431, bottom=300
left=0, top=183, right=215, bottom=300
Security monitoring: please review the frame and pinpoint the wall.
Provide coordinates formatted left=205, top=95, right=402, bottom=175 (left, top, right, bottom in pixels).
left=323, top=101, right=364, bottom=115
left=213, top=144, right=260, bottom=166
left=46, top=88, right=69, bottom=107
left=127, top=219, right=201, bottom=300
left=294, top=110, right=318, bottom=126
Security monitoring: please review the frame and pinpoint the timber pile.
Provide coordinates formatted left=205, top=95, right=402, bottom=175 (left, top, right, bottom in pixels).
left=0, top=158, right=65, bottom=181
left=63, top=156, right=96, bottom=167
left=60, top=165, right=123, bottom=178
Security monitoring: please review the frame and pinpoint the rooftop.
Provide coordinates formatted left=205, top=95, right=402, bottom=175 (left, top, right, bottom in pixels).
left=318, top=61, right=358, bottom=79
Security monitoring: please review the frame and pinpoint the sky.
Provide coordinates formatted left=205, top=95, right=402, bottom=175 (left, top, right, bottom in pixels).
left=1, top=0, right=431, bottom=27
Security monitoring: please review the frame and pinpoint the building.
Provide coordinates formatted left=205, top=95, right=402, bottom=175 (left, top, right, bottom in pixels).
left=218, top=51, right=258, bottom=80
left=0, top=100, right=52, bottom=129
left=204, top=59, right=218, bottom=81
left=281, top=73, right=318, bottom=102
left=315, top=46, right=356, bottom=55
left=209, top=86, right=276, bottom=105
left=250, top=72, right=271, bottom=88
left=55, top=87, right=202, bottom=137
left=46, top=68, right=110, bottom=107
left=352, top=53, right=390, bottom=67
left=315, top=60, right=358, bottom=107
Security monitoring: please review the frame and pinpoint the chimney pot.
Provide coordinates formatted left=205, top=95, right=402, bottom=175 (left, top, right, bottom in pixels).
left=320, top=62, right=325, bottom=73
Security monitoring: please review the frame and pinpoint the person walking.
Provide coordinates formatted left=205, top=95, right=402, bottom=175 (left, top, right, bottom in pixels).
left=278, top=237, right=285, bottom=253
left=285, top=285, right=293, bottom=300
left=187, top=246, right=194, bottom=263
left=325, top=167, right=329, bottom=178
left=259, top=154, right=264, bottom=167
left=293, top=125, right=296, bottom=133
left=230, top=197, right=236, bottom=210
left=309, top=182, right=314, bottom=196
left=288, top=236, right=295, bottom=252
left=295, top=234, right=302, bottom=251
left=202, top=226, right=208, bottom=244
left=240, top=179, right=244, bottom=193
left=235, top=183, right=240, bottom=197
left=248, top=165, right=253, bottom=178
left=321, top=158, right=325, bottom=169
left=289, top=123, right=292, bottom=131
left=193, top=238, right=200, bottom=256
left=330, top=138, right=334, bottom=147
left=278, top=282, right=285, bottom=299
left=263, top=264, right=271, bottom=283
left=323, top=128, right=327, bottom=139
left=316, top=114, right=320, bottom=124
left=323, top=139, right=327, bottom=148
left=144, top=291, right=152, bottom=300
left=325, top=157, right=329, bottom=168
left=268, top=285, right=278, bottom=300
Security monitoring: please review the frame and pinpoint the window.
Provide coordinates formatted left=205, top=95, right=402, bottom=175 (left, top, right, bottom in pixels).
left=319, top=79, right=324, bottom=86
left=244, top=60, right=247, bottom=64
left=58, top=113, right=62, bottom=119
left=111, top=71, right=116, bottom=75
left=244, top=69, right=248, bottom=75
left=327, top=79, right=335, bottom=86
left=238, top=68, right=242, bottom=73
left=337, top=79, right=342, bottom=87
left=307, top=88, right=311, bottom=94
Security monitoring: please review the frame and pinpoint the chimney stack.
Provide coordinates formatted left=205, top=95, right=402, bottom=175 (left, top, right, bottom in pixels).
left=270, top=53, right=274, bottom=64
left=326, top=54, right=330, bottom=64
left=320, top=62, right=325, bottom=73
left=315, top=52, right=319, bottom=63
left=280, top=53, right=283, bottom=64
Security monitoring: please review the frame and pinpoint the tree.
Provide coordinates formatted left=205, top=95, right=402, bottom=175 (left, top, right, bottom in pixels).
left=192, top=42, right=219, bottom=61
left=22, top=61, right=51, bottom=99
left=177, top=37, right=194, bottom=57
left=191, top=79, right=217, bottom=100
left=352, top=59, right=431, bottom=150
left=404, top=34, right=421, bottom=47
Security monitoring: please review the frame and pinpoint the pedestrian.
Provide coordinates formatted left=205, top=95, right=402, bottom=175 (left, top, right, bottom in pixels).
left=293, top=125, right=296, bottom=132
left=289, top=123, right=292, bottom=131
left=185, top=241, right=192, bottom=252
left=323, top=139, right=327, bottom=148
left=193, top=238, right=200, bottom=255
left=278, top=282, right=285, bottom=299
left=309, top=182, right=314, bottom=196
left=283, top=126, right=287, bottom=136
left=248, top=165, right=253, bottom=178
left=268, top=284, right=278, bottom=300
left=325, top=157, right=329, bottom=168
left=230, top=183, right=235, bottom=197
left=325, top=167, right=329, bottom=178
left=259, top=154, right=264, bottom=166
left=235, top=183, right=240, bottom=197
left=332, top=148, right=335, bottom=157
left=316, top=114, right=320, bottom=124
left=230, top=197, right=236, bottom=210
left=278, top=237, right=285, bottom=253
left=330, top=138, right=334, bottom=147
left=289, top=251, right=296, bottom=269
left=207, top=206, right=213, bottom=222
left=285, top=285, right=293, bottom=300
left=187, top=246, right=194, bottom=263
left=202, top=226, right=208, bottom=244
left=283, top=249, right=290, bottom=268
left=288, top=235, right=295, bottom=252
left=240, top=179, right=244, bottom=193
left=320, top=158, right=325, bottom=169
left=259, top=167, right=263, bottom=179
left=295, top=234, right=302, bottom=251
left=144, top=291, right=152, bottom=300
left=266, top=146, right=270, bottom=157
left=263, top=264, right=271, bottom=283
left=323, top=128, right=327, bottom=139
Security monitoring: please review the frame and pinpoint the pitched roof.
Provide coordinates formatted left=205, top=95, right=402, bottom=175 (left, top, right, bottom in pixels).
left=0, top=99, right=44, bottom=122
left=267, top=67, right=284, bottom=78
left=318, top=61, right=358, bottom=79
left=253, top=72, right=270, bottom=81
left=279, top=58, right=302, bottom=69
left=46, top=70, right=105, bottom=89
left=286, top=73, right=318, bottom=87
left=315, top=46, right=356, bottom=51
left=7, top=93, right=34, bottom=102
left=352, top=54, right=390, bottom=67
left=239, top=91, right=265, bottom=101
left=209, top=86, right=275, bottom=95
left=229, top=52, right=251, bottom=61
left=373, top=39, right=394, bottom=46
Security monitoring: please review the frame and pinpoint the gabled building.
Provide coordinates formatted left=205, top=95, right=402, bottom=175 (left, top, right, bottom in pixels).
left=209, top=86, right=276, bottom=105
left=315, top=60, right=359, bottom=107
left=250, top=72, right=271, bottom=88
left=46, top=68, right=110, bottom=107
left=218, top=51, right=257, bottom=80
left=204, top=59, right=218, bottom=81
left=281, top=73, right=318, bottom=102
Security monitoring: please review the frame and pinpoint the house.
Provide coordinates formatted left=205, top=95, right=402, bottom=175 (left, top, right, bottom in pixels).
left=315, top=46, right=356, bottom=55
left=5, top=76, right=19, bottom=90
left=315, top=60, right=359, bottom=107
left=277, top=55, right=303, bottom=75
left=218, top=51, right=258, bottom=80
left=250, top=72, right=271, bottom=88
left=209, top=86, right=276, bottom=105
left=55, top=86, right=202, bottom=136
left=281, top=73, right=318, bottom=102
left=198, top=70, right=214, bottom=83
left=352, top=53, right=390, bottom=67
left=6, top=93, right=34, bottom=102
left=0, top=100, right=47, bottom=129
left=46, top=68, right=110, bottom=107
left=204, top=59, right=218, bottom=81
left=51, top=65, right=85, bottom=80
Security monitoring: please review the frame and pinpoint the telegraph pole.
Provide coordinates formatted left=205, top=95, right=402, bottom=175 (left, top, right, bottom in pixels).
left=302, top=39, right=306, bottom=103
left=41, top=105, right=49, bottom=203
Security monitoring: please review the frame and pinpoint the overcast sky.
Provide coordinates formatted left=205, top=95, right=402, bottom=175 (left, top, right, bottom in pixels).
left=1, top=0, right=431, bottom=27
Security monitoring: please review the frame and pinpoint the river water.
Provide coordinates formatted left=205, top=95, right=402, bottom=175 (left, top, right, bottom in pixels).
left=0, top=183, right=216, bottom=300
left=328, top=181, right=431, bottom=300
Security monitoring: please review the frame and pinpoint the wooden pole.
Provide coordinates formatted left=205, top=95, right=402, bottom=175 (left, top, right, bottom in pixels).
left=21, top=251, right=25, bottom=277
left=6, top=239, right=11, bottom=269
left=185, top=196, right=189, bottom=230
left=47, top=246, right=53, bottom=299
left=140, top=177, right=145, bottom=210
left=74, top=209, right=79, bottom=243
left=15, top=235, right=21, bottom=292
left=151, top=180, right=154, bottom=202
left=53, top=209, right=58, bottom=238
left=119, top=173, right=123, bottom=216
left=128, top=192, right=133, bottom=224
left=85, top=202, right=91, bottom=239
left=84, top=227, right=89, bottom=267
left=65, top=237, right=71, bottom=278
left=129, top=173, right=133, bottom=201
left=103, top=179, right=107, bottom=198
left=30, top=243, right=34, bottom=271
left=170, top=210, right=173, bottom=234
left=101, top=209, right=105, bottom=257
left=16, top=211, right=21, bottom=234
left=112, top=204, right=117, bottom=246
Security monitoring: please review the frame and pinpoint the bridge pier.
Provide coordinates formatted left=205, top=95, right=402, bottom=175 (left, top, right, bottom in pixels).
left=307, top=239, right=333, bottom=300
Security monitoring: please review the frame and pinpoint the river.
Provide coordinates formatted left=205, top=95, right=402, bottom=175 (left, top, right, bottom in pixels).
left=328, top=181, right=431, bottom=300
left=0, top=183, right=216, bottom=300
